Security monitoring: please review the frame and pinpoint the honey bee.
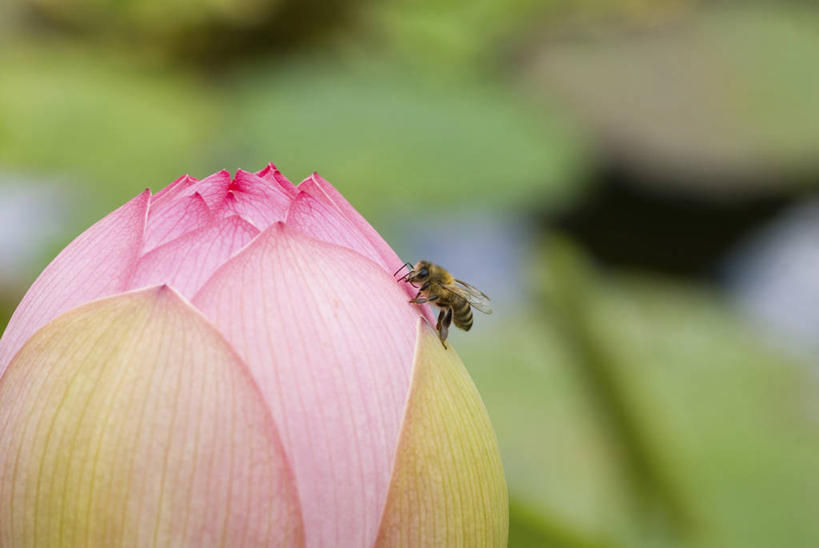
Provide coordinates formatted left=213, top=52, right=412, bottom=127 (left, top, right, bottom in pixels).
left=395, top=260, right=492, bottom=347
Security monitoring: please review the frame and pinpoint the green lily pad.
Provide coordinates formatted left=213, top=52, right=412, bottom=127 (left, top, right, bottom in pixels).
left=0, top=44, right=217, bottom=216
left=365, top=0, right=692, bottom=71
left=25, top=0, right=281, bottom=36
left=528, top=5, right=819, bottom=194
left=222, top=58, right=588, bottom=219
left=457, top=245, right=819, bottom=546
left=594, top=276, right=819, bottom=547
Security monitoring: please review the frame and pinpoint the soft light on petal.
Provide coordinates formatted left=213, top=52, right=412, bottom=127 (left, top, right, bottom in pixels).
left=224, top=170, right=292, bottom=229
left=299, top=173, right=435, bottom=322
left=182, top=169, right=232, bottom=211
left=0, top=190, right=150, bottom=375
left=256, top=163, right=298, bottom=199
left=143, top=193, right=213, bottom=252
left=298, top=173, right=404, bottom=273
left=285, top=192, right=385, bottom=269
left=193, top=223, right=418, bottom=548
left=131, top=216, right=259, bottom=299
left=149, top=174, right=197, bottom=211
left=0, top=286, right=304, bottom=546
left=376, top=320, right=508, bottom=547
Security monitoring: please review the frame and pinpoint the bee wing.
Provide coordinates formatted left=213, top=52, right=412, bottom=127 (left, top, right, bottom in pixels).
left=447, top=279, right=493, bottom=314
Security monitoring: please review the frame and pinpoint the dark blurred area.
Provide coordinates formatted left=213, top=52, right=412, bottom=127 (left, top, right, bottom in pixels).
left=549, top=164, right=797, bottom=278
left=2, top=0, right=818, bottom=546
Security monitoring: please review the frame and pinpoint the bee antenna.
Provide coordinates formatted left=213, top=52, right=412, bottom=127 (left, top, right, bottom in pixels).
left=393, top=262, right=414, bottom=278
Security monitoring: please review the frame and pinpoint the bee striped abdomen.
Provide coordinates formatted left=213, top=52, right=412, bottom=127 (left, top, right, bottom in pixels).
left=452, top=298, right=473, bottom=331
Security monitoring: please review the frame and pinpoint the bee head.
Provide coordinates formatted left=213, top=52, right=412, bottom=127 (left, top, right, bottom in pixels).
left=406, top=261, right=431, bottom=286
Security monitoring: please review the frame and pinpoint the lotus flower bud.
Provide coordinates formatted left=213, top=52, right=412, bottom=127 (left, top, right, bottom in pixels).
left=0, top=165, right=507, bottom=546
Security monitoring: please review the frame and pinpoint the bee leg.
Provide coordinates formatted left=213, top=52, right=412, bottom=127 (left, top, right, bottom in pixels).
left=438, top=308, right=453, bottom=348
left=393, top=262, right=414, bottom=278
left=410, top=295, right=438, bottom=305
left=435, top=308, right=446, bottom=331
left=409, top=285, right=436, bottom=305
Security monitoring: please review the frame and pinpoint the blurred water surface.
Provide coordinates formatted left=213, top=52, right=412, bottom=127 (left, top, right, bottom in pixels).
left=726, top=198, right=819, bottom=362
left=0, top=175, right=69, bottom=279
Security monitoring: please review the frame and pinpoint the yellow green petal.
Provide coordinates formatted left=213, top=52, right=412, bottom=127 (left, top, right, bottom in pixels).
left=376, top=320, right=508, bottom=547
left=0, top=286, right=303, bottom=546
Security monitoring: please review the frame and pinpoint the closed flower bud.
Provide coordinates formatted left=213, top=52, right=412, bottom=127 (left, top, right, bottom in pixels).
left=0, top=165, right=507, bottom=546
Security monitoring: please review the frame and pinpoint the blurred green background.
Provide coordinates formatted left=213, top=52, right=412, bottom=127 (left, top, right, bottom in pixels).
left=1, top=1, right=818, bottom=546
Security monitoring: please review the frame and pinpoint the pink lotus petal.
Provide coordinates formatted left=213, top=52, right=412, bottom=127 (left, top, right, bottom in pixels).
left=0, top=286, right=304, bottom=545
left=193, top=223, right=419, bottom=548
left=0, top=190, right=150, bottom=375
left=298, top=173, right=404, bottom=273
left=299, top=173, right=435, bottom=323
left=181, top=169, right=232, bottom=211
left=375, top=320, right=508, bottom=546
left=143, top=193, right=213, bottom=252
left=257, top=163, right=298, bottom=199
left=285, top=192, right=384, bottom=269
left=223, top=170, right=292, bottom=229
left=131, top=216, right=260, bottom=299
left=149, top=174, right=197, bottom=211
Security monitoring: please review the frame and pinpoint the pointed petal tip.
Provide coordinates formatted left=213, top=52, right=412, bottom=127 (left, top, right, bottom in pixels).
left=156, top=283, right=172, bottom=295
left=285, top=191, right=387, bottom=269
left=233, top=168, right=273, bottom=187
left=309, top=171, right=329, bottom=187
left=197, top=168, right=233, bottom=186
left=269, top=220, right=300, bottom=242
left=296, top=172, right=321, bottom=189
left=255, top=162, right=279, bottom=176
left=128, top=284, right=179, bottom=306
left=255, top=163, right=298, bottom=197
